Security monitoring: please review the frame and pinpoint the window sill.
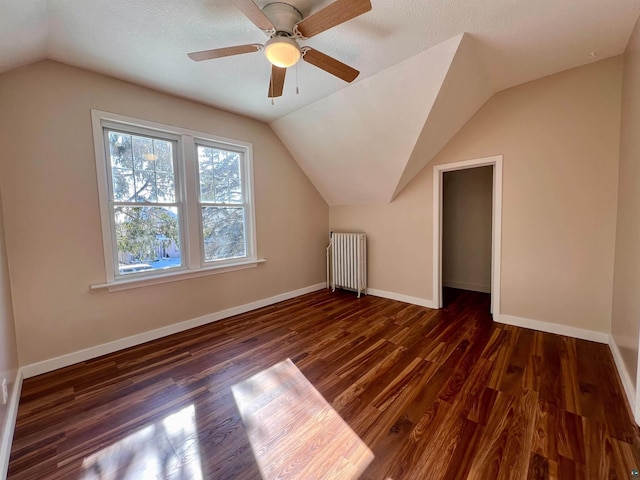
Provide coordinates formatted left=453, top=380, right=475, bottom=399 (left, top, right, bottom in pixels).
left=90, top=258, right=266, bottom=292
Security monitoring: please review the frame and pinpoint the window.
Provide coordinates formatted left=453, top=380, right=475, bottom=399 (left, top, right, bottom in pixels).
left=197, top=143, right=247, bottom=262
left=106, top=129, right=183, bottom=275
left=91, top=110, right=259, bottom=290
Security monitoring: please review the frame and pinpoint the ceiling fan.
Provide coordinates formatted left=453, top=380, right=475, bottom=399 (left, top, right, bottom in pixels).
left=188, top=0, right=372, bottom=98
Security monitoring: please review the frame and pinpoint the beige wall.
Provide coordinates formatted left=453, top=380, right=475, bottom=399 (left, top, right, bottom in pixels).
left=331, top=56, right=622, bottom=333
left=0, top=60, right=328, bottom=366
left=0, top=187, right=18, bottom=465
left=611, top=17, right=640, bottom=389
left=442, top=166, right=493, bottom=293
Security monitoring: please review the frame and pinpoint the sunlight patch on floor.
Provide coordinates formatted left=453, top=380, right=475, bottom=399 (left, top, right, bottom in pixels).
left=80, top=404, right=204, bottom=480
left=232, top=358, right=374, bottom=480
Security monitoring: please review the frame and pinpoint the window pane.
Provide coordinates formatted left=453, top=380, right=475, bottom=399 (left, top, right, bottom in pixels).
left=108, top=132, right=133, bottom=169
left=112, top=168, right=135, bottom=202
left=108, top=131, right=176, bottom=204
left=134, top=171, right=157, bottom=202
left=156, top=173, right=176, bottom=203
left=154, top=141, right=174, bottom=173
left=132, top=135, right=155, bottom=171
left=198, top=146, right=242, bottom=204
left=115, top=206, right=182, bottom=274
left=202, top=207, right=246, bottom=261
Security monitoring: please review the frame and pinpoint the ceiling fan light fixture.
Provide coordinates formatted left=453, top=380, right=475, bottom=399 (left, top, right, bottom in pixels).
left=264, top=36, right=301, bottom=68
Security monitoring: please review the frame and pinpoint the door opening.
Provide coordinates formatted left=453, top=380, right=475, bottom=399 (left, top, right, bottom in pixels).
left=442, top=166, right=493, bottom=306
left=433, top=155, right=503, bottom=315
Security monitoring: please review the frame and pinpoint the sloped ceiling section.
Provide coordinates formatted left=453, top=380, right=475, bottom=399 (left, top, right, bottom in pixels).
left=270, top=35, right=462, bottom=206
left=392, top=35, right=494, bottom=199
left=0, top=0, right=48, bottom=71
left=270, top=34, right=492, bottom=205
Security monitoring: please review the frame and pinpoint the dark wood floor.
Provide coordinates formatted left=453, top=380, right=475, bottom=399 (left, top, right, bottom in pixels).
left=8, top=288, right=640, bottom=479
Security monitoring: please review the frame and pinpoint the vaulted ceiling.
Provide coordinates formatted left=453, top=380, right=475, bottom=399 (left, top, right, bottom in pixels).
left=1, top=0, right=639, bottom=204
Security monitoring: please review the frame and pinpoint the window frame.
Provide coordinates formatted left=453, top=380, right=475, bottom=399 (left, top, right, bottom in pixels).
left=195, top=139, right=252, bottom=266
left=102, top=123, right=186, bottom=279
left=91, top=109, right=261, bottom=292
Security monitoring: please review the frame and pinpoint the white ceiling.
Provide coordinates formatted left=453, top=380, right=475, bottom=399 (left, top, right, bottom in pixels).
left=1, top=0, right=639, bottom=204
left=1, top=0, right=638, bottom=122
left=272, top=33, right=497, bottom=205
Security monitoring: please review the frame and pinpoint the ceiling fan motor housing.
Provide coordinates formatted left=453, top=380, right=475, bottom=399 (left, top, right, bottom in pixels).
left=262, top=2, right=303, bottom=35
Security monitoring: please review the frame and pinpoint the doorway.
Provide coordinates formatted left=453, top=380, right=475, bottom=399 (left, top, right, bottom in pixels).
left=442, top=166, right=493, bottom=305
left=432, top=155, right=503, bottom=315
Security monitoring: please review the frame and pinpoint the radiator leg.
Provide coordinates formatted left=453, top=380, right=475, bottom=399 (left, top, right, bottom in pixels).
left=326, top=244, right=331, bottom=290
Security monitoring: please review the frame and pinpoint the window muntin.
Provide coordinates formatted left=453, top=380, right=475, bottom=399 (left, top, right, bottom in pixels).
left=104, top=129, right=183, bottom=276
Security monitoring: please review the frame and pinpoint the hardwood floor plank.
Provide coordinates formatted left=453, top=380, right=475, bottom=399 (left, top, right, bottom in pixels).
left=410, top=411, right=470, bottom=479
left=8, top=288, right=640, bottom=479
left=538, top=333, right=563, bottom=407
left=557, top=454, right=586, bottom=479
left=559, top=337, right=581, bottom=413
left=499, top=327, right=534, bottom=395
left=441, top=417, right=482, bottom=480
left=496, top=389, right=538, bottom=479
left=575, top=340, right=607, bottom=424
left=487, top=325, right=519, bottom=391
left=465, top=390, right=516, bottom=480
left=232, top=359, right=373, bottom=480
left=532, top=398, right=559, bottom=462
left=528, top=452, right=550, bottom=480
left=556, top=409, right=586, bottom=464
left=468, top=386, right=499, bottom=426
left=381, top=400, right=452, bottom=480
left=331, top=345, right=405, bottom=410
left=358, top=413, right=414, bottom=480
left=360, top=358, right=436, bottom=445
left=583, top=416, right=609, bottom=479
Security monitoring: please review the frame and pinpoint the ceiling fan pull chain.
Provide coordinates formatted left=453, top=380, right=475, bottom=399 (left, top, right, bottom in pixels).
left=296, top=63, right=299, bottom=94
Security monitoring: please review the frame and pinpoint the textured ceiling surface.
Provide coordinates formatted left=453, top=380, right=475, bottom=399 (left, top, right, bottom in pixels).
left=1, top=0, right=639, bottom=122
left=1, top=0, right=639, bottom=205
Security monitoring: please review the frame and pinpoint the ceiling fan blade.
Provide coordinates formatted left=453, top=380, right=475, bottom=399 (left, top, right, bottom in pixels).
left=302, top=48, right=359, bottom=83
left=232, top=0, right=275, bottom=31
left=269, top=66, right=286, bottom=98
left=295, top=0, right=371, bottom=38
left=188, top=44, right=261, bottom=61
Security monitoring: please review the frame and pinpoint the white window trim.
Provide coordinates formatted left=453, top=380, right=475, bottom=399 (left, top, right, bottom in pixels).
left=90, top=109, right=262, bottom=292
left=90, top=258, right=266, bottom=292
left=194, top=139, right=254, bottom=266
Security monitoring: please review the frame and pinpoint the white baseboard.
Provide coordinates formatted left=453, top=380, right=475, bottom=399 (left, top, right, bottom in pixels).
left=608, top=335, right=637, bottom=423
left=442, top=280, right=491, bottom=293
left=0, top=368, right=23, bottom=480
left=367, top=288, right=436, bottom=309
left=22, top=283, right=326, bottom=379
left=495, top=314, right=609, bottom=344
